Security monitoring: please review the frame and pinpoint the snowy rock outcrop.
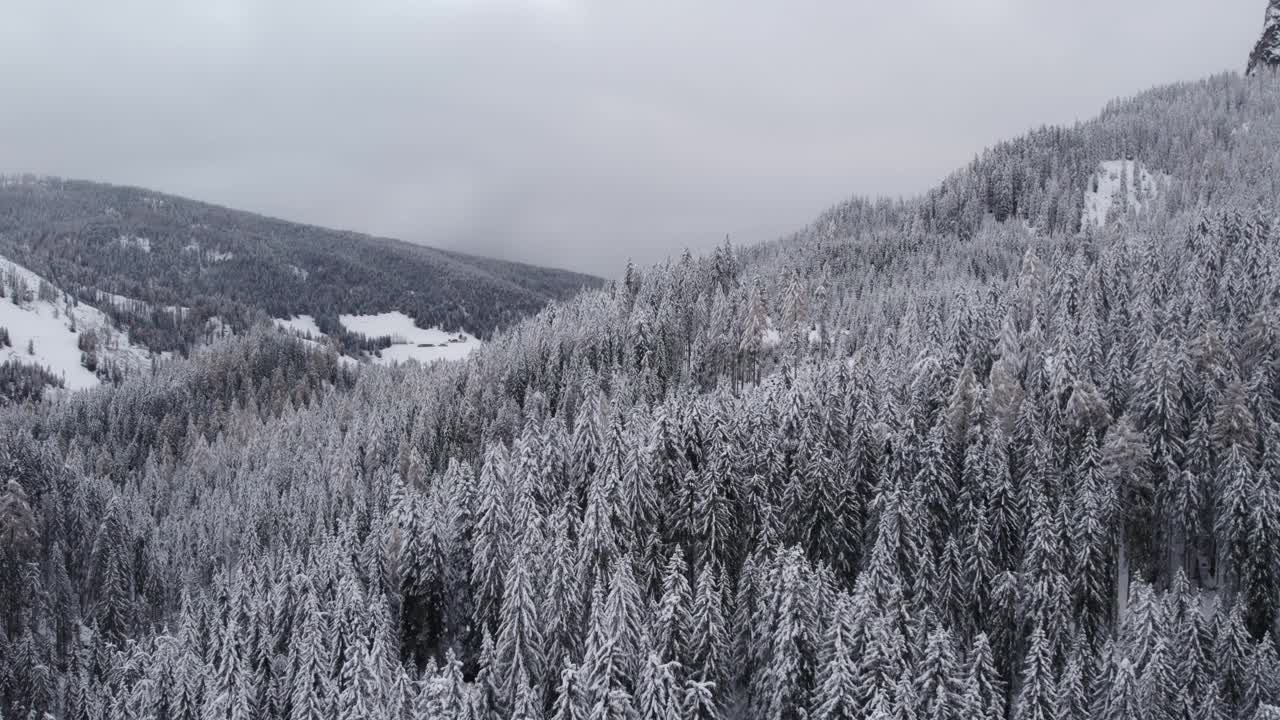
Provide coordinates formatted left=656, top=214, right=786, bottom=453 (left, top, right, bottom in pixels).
left=1247, top=0, right=1280, bottom=75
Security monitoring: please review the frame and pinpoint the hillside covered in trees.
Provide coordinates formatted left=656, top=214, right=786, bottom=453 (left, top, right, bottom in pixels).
left=0, top=177, right=601, bottom=355
left=2, top=68, right=1280, bottom=720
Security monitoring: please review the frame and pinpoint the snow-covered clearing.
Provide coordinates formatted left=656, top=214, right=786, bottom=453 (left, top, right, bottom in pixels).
left=339, top=311, right=479, bottom=365
left=274, top=315, right=324, bottom=338
left=94, top=290, right=188, bottom=317
left=0, top=255, right=155, bottom=391
left=268, top=315, right=358, bottom=369
left=1082, top=159, right=1163, bottom=228
left=179, top=241, right=234, bottom=262
left=292, top=335, right=359, bottom=369
left=117, top=235, right=152, bottom=253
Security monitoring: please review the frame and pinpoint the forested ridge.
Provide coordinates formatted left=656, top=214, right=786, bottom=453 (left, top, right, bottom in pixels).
left=3, top=72, right=1280, bottom=720
left=0, top=178, right=601, bottom=355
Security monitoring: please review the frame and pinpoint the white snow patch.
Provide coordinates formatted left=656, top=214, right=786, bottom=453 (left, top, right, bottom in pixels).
left=761, top=322, right=782, bottom=351
left=270, top=318, right=357, bottom=368
left=339, top=311, right=479, bottom=365
left=274, top=315, right=324, bottom=338
left=291, top=335, right=359, bottom=369
left=117, top=235, right=152, bottom=253
left=1082, top=160, right=1163, bottom=229
left=0, top=255, right=155, bottom=391
left=205, top=316, right=233, bottom=340
left=94, top=291, right=187, bottom=317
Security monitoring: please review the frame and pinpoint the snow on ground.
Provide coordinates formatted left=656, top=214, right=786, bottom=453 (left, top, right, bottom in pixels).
left=0, top=255, right=155, bottom=391
left=117, top=235, right=152, bottom=253
left=1082, top=159, right=1163, bottom=229
left=761, top=318, right=782, bottom=351
left=205, top=316, right=233, bottom=340
left=179, top=241, right=234, bottom=262
left=270, top=311, right=478, bottom=366
left=292, top=335, right=359, bottom=369
left=274, top=315, right=324, bottom=338
left=94, top=290, right=188, bottom=317
left=340, top=311, right=479, bottom=365
left=270, top=315, right=356, bottom=369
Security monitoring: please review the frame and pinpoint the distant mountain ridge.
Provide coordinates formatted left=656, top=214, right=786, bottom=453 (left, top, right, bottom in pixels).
left=0, top=176, right=602, bottom=355
left=1248, top=0, right=1280, bottom=75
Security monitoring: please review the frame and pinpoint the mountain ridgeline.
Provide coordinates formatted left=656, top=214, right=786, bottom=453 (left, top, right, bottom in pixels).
left=1249, top=0, right=1280, bottom=76
left=3, top=55, right=1280, bottom=720
left=0, top=178, right=601, bottom=355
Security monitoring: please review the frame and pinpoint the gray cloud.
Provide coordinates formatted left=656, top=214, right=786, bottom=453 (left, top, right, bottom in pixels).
left=0, top=0, right=1263, bottom=276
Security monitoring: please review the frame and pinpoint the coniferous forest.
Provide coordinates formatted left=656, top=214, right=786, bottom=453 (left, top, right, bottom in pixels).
left=3, top=65, right=1280, bottom=720
left=0, top=177, right=601, bottom=355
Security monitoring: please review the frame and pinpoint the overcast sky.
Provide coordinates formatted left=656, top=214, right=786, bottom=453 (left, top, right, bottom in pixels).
left=0, top=0, right=1264, bottom=277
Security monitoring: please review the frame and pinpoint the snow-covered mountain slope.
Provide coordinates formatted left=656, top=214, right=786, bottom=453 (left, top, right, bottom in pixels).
left=0, top=255, right=157, bottom=391
left=1248, top=0, right=1280, bottom=75
left=0, top=177, right=602, bottom=358
left=1081, top=159, right=1163, bottom=229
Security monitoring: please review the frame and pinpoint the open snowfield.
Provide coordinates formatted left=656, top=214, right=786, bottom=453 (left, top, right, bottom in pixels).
left=272, top=311, right=474, bottom=366
left=339, top=311, right=480, bottom=365
left=0, top=255, right=154, bottom=390
left=274, top=314, right=324, bottom=337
